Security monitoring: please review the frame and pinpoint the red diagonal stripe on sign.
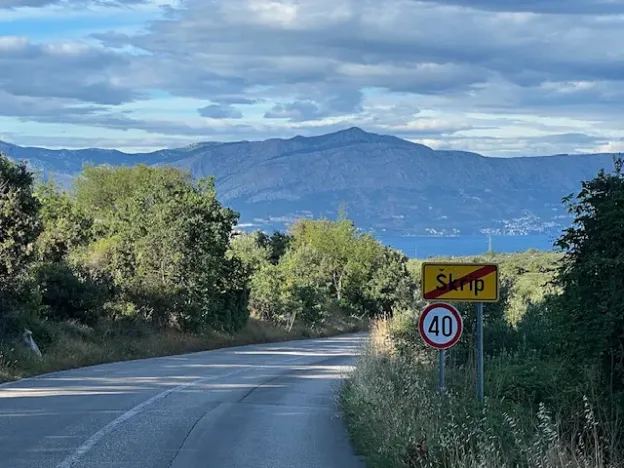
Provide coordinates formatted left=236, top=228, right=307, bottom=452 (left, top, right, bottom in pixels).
left=424, top=264, right=497, bottom=300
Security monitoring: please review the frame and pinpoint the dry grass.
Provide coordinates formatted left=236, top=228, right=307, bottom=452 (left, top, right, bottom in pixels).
left=341, top=318, right=622, bottom=468
left=0, top=313, right=367, bottom=383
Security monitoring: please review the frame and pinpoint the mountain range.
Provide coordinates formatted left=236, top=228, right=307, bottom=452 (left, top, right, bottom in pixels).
left=1, top=127, right=619, bottom=237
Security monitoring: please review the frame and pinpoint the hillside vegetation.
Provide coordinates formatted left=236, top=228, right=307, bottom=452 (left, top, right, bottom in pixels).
left=0, top=154, right=417, bottom=382
left=342, top=158, right=624, bottom=467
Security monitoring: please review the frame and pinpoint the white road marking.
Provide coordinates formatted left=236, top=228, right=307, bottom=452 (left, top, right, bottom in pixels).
left=55, top=354, right=311, bottom=468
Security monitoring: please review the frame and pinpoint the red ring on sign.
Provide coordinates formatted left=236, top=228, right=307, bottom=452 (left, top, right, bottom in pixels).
left=418, top=302, right=463, bottom=350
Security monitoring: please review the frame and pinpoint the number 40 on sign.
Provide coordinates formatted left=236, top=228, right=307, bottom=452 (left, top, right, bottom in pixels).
left=418, top=302, right=463, bottom=350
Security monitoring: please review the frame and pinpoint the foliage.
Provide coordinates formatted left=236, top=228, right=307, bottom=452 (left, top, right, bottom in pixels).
left=34, top=179, right=93, bottom=262
left=0, top=157, right=396, bottom=380
left=72, top=165, right=247, bottom=332
left=0, top=153, right=43, bottom=336
left=33, top=261, right=112, bottom=326
left=248, top=263, right=287, bottom=322
left=551, top=156, right=624, bottom=392
left=0, top=153, right=42, bottom=282
left=0, top=157, right=408, bottom=380
left=287, top=218, right=415, bottom=317
left=290, top=218, right=359, bottom=302
left=229, top=232, right=272, bottom=273
left=254, top=230, right=292, bottom=265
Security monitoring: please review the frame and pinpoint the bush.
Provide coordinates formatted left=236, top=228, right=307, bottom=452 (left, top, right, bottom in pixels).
left=249, top=263, right=287, bottom=322
left=0, top=154, right=42, bottom=282
left=33, top=261, right=113, bottom=326
left=551, top=157, right=624, bottom=391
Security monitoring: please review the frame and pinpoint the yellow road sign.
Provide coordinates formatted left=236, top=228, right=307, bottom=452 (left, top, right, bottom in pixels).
left=421, top=262, right=499, bottom=302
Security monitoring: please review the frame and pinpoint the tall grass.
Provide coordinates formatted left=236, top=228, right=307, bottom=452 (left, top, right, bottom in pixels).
left=341, top=319, right=622, bottom=468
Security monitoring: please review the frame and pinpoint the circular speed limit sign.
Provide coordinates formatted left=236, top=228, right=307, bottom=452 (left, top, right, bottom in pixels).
left=419, top=302, right=463, bottom=350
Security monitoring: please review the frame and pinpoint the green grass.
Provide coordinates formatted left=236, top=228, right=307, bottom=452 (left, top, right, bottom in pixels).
left=0, top=313, right=367, bottom=383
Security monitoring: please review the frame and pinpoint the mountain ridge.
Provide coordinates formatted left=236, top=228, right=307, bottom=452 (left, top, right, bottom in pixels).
left=1, top=128, right=619, bottom=236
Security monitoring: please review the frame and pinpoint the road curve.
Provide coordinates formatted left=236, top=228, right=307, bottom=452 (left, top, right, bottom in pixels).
left=0, top=333, right=367, bottom=468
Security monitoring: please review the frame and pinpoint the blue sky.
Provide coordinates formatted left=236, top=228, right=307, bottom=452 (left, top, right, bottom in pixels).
left=1, top=0, right=623, bottom=155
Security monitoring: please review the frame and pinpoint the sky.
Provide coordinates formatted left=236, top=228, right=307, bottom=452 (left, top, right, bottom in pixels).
left=1, top=0, right=624, bottom=156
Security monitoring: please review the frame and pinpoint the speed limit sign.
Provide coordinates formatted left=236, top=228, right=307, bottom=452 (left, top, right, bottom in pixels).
left=419, top=302, right=463, bottom=350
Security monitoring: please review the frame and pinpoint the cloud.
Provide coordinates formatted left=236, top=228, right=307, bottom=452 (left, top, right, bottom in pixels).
left=2, top=0, right=624, bottom=154
left=430, top=132, right=608, bottom=157
left=0, top=91, right=252, bottom=136
left=0, top=0, right=148, bottom=9
left=264, top=88, right=363, bottom=122
left=415, top=0, right=624, bottom=15
left=89, top=0, right=624, bottom=108
left=0, top=91, right=108, bottom=118
left=213, top=96, right=259, bottom=105
left=595, top=140, right=624, bottom=153
left=35, top=111, right=255, bottom=136
left=0, top=36, right=141, bottom=104
left=198, top=104, right=243, bottom=119
left=265, top=101, right=321, bottom=121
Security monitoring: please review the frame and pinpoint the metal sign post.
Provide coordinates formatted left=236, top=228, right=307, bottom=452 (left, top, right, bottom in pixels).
left=476, top=302, right=484, bottom=403
left=438, top=349, right=446, bottom=394
left=421, top=262, right=499, bottom=403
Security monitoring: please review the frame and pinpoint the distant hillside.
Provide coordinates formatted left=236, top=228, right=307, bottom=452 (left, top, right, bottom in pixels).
left=1, top=128, right=619, bottom=236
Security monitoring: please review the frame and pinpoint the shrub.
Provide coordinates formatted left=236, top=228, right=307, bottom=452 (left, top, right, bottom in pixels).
left=33, top=261, right=112, bottom=326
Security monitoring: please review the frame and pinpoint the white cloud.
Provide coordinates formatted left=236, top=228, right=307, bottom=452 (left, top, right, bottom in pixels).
left=595, top=141, right=624, bottom=153
left=0, top=0, right=623, bottom=154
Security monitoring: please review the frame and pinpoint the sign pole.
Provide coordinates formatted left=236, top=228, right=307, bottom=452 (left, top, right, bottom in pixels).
left=438, top=349, right=445, bottom=394
left=476, top=302, right=484, bottom=404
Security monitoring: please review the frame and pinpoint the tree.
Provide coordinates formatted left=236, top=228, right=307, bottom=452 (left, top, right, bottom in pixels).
left=341, top=234, right=386, bottom=314
left=279, top=243, right=329, bottom=326
left=73, top=165, right=249, bottom=332
left=35, top=180, right=93, bottom=262
left=289, top=218, right=357, bottom=302
left=266, top=231, right=291, bottom=264
left=367, top=247, right=415, bottom=315
left=249, top=263, right=287, bottom=323
left=0, top=154, right=41, bottom=282
left=553, top=156, right=624, bottom=391
left=0, top=154, right=43, bottom=335
left=230, top=232, right=271, bottom=273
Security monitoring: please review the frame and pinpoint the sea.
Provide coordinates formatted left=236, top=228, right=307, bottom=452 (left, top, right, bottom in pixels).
left=376, top=234, right=560, bottom=259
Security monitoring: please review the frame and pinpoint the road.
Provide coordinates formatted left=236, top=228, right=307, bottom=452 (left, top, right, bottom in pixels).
left=0, top=333, right=367, bottom=468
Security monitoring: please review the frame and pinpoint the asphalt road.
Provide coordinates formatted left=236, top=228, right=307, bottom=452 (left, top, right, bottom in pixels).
left=0, top=333, right=367, bottom=468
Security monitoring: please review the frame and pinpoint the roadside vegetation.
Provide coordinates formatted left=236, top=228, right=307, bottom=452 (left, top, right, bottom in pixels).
left=0, top=154, right=417, bottom=382
left=342, top=157, right=624, bottom=467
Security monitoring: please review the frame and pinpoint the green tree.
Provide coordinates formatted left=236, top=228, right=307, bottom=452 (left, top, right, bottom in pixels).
left=0, top=154, right=41, bottom=281
left=0, top=154, right=43, bottom=336
left=290, top=218, right=357, bottom=302
left=33, top=261, right=111, bottom=325
left=266, top=231, right=291, bottom=264
left=230, top=232, right=271, bottom=273
left=35, top=180, right=93, bottom=262
left=552, top=156, right=624, bottom=391
left=366, top=247, right=415, bottom=315
left=279, top=243, right=329, bottom=326
left=341, top=234, right=386, bottom=314
left=248, top=263, right=287, bottom=323
left=74, top=165, right=249, bottom=332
